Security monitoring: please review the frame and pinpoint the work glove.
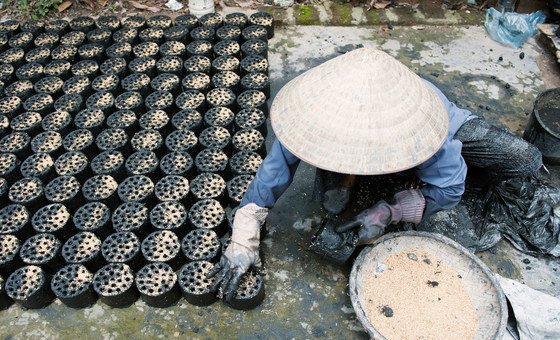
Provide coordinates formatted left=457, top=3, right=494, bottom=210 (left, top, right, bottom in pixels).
left=335, top=190, right=425, bottom=245
left=207, top=203, right=268, bottom=301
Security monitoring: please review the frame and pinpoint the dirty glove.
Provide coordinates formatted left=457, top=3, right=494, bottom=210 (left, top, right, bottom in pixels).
left=207, top=203, right=268, bottom=301
left=335, top=190, right=425, bottom=245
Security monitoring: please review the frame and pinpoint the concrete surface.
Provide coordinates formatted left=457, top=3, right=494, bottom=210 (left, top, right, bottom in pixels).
left=1, top=24, right=559, bottom=339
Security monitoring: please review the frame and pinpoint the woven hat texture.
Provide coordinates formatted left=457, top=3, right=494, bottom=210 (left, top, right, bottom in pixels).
left=270, top=47, right=449, bottom=175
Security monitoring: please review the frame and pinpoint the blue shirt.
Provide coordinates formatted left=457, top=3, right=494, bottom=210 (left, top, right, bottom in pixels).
left=240, top=80, right=474, bottom=217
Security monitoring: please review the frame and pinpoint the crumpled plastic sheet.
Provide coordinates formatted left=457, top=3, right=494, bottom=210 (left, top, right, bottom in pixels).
left=480, top=176, right=560, bottom=255
left=485, top=8, right=546, bottom=48
left=417, top=176, right=560, bottom=256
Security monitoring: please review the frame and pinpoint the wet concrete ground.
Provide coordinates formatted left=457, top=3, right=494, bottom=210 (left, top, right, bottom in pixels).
left=1, top=24, right=559, bottom=339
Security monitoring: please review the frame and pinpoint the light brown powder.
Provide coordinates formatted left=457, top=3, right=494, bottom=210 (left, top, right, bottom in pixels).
left=363, top=248, right=478, bottom=340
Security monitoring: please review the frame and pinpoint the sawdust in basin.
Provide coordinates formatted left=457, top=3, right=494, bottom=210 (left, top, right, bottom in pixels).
left=363, top=248, right=478, bottom=340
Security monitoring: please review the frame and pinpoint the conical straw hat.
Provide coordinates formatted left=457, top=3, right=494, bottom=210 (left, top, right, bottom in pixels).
left=270, top=47, right=449, bottom=175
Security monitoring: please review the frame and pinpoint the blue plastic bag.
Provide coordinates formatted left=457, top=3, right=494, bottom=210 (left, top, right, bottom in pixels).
left=485, top=8, right=546, bottom=48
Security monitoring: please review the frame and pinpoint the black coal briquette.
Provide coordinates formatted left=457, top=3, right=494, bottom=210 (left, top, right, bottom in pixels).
left=229, top=151, right=263, bottom=176
left=139, top=27, right=164, bottom=44
left=211, top=71, right=240, bottom=92
left=241, top=72, right=270, bottom=97
left=45, top=19, right=69, bottom=36
left=206, top=87, right=236, bottom=110
left=225, top=12, right=248, bottom=28
left=156, top=56, right=184, bottom=75
left=165, top=129, right=198, bottom=154
left=106, top=42, right=132, bottom=60
left=183, top=55, right=211, bottom=74
left=61, top=232, right=103, bottom=272
left=178, top=260, right=217, bottom=306
left=122, top=16, right=146, bottom=30
left=44, top=176, right=82, bottom=208
left=225, top=269, right=265, bottom=310
left=249, top=12, right=274, bottom=39
left=146, top=15, right=173, bottom=30
left=150, top=73, right=180, bottom=95
left=54, top=151, right=90, bottom=179
left=0, top=152, right=19, bottom=178
left=186, top=40, right=213, bottom=58
left=216, top=25, right=242, bottom=42
left=62, top=129, right=95, bottom=154
left=232, top=128, right=266, bottom=157
left=51, top=45, right=78, bottom=63
left=175, top=14, right=199, bottom=30
left=73, top=202, right=111, bottom=238
left=20, top=153, right=55, bottom=181
left=198, top=126, right=232, bottom=151
left=0, top=96, right=22, bottom=119
left=19, top=233, right=63, bottom=272
left=237, top=90, right=268, bottom=114
left=86, top=28, right=112, bottom=47
left=159, top=41, right=186, bottom=58
left=100, top=57, right=127, bottom=77
left=51, top=264, right=97, bottom=308
left=92, top=74, right=120, bottom=93
left=149, top=201, right=188, bottom=236
left=71, top=60, right=100, bottom=79
left=188, top=199, right=226, bottom=236
left=131, top=129, right=163, bottom=154
left=44, top=60, right=72, bottom=79
left=101, top=231, right=143, bottom=270
left=125, top=150, right=159, bottom=176
left=8, top=177, right=44, bottom=209
left=154, top=175, right=190, bottom=202
left=106, top=110, right=138, bottom=134
left=135, top=262, right=180, bottom=307
left=133, top=41, right=159, bottom=59
left=0, top=132, right=30, bottom=158
left=115, top=91, right=144, bottom=111
left=190, top=26, right=215, bottom=43
left=141, top=230, right=183, bottom=269
left=97, top=15, right=121, bottom=31
left=194, top=148, right=229, bottom=176
left=171, top=108, right=203, bottom=132
left=113, top=27, right=139, bottom=45
left=181, top=229, right=221, bottom=265
left=213, top=40, right=240, bottom=58
left=69, top=16, right=96, bottom=32
left=112, top=202, right=149, bottom=236
left=5, top=265, right=54, bottom=309
left=95, top=128, right=129, bottom=153
left=25, top=46, right=51, bottom=64
left=211, top=55, right=240, bottom=73
left=82, top=175, right=119, bottom=207
left=163, top=25, right=189, bottom=42
left=0, top=204, right=31, bottom=239
left=117, top=175, right=155, bottom=203
left=181, top=72, right=211, bottom=93
left=34, top=76, right=64, bottom=96
left=74, top=108, right=105, bottom=134
left=242, top=25, right=268, bottom=42
left=91, top=150, right=126, bottom=180
left=0, top=234, right=22, bottom=276
left=145, top=91, right=174, bottom=111
left=190, top=172, right=226, bottom=203
left=31, top=203, right=72, bottom=239
left=93, top=262, right=138, bottom=308
left=159, top=151, right=194, bottom=177
left=16, top=62, right=44, bottom=82
left=4, top=81, right=33, bottom=101
left=42, top=110, right=73, bottom=134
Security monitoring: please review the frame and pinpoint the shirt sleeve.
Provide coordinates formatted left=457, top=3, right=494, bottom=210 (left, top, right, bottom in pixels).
left=415, top=137, right=467, bottom=218
left=240, top=139, right=301, bottom=208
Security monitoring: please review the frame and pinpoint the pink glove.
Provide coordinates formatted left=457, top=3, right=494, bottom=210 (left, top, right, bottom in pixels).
left=335, top=190, right=425, bottom=245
